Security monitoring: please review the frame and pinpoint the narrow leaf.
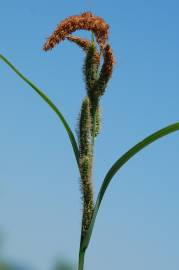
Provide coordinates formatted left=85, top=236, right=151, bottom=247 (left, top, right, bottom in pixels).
left=0, top=54, right=79, bottom=167
left=82, top=122, right=179, bottom=250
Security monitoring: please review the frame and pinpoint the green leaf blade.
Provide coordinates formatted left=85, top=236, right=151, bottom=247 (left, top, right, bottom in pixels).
left=0, top=54, right=79, bottom=168
left=82, top=122, right=179, bottom=250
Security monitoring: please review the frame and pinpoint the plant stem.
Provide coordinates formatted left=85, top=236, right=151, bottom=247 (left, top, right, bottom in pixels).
left=78, top=248, right=86, bottom=270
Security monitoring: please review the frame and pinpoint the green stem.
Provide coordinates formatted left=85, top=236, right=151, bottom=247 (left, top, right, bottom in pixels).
left=78, top=248, right=86, bottom=270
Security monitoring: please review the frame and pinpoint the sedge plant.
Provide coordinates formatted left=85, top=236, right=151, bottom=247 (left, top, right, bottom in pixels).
left=0, top=11, right=179, bottom=270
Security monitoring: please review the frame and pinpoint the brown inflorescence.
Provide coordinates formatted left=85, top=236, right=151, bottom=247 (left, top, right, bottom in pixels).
left=66, top=35, right=91, bottom=51
left=66, top=35, right=100, bottom=63
left=102, top=44, right=115, bottom=77
left=43, top=13, right=115, bottom=240
left=94, top=44, right=115, bottom=97
left=43, top=11, right=109, bottom=51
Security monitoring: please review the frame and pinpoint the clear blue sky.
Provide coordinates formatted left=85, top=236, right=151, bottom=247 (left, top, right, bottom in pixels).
left=0, top=0, right=179, bottom=269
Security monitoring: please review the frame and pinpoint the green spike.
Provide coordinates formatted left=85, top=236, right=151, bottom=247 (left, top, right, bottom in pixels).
left=94, top=104, right=101, bottom=137
left=94, top=45, right=114, bottom=97
left=79, top=97, right=92, bottom=156
left=78, top=97, right=94, bottom=237
left=83, top=44, right=100, bottom=99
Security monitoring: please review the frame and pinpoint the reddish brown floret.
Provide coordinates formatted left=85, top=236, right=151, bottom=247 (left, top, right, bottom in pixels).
left=102, top=44, right=115, bottom=77
left=66, top=35, right=92, bottom=51
left=43, top=11, right=109, bottom=51
left=66, top=35, right=100, bottom=62
left=94, top=44, right=115, bottom=97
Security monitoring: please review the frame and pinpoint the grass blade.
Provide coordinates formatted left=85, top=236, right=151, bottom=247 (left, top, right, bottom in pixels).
left=82, top=122, right=179, bottom=250
left=0, top=54, right=79, bottom=167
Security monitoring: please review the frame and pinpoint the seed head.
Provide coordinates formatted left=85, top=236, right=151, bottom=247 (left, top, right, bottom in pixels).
left=78, top=97, right=94, bottom=237
left=94, top=44, right=115, bottom=97
left=43, top=11, right=109, bottom=51
left=66, top=35, right=101, bottom=67
left=66, top=35, right=92, bottom=51
left=94, top=104, right=101, bottom=137
left=79, top=97, right=92, bottom=157
left=83, top=43, right=100, bottom=98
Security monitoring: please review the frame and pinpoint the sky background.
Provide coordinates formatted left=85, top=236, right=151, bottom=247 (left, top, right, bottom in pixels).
left=0, top=0, right=179, bottom=269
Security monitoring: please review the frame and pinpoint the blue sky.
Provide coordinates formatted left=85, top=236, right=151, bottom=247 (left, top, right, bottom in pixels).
left=0, top=0, right=179, bottom=269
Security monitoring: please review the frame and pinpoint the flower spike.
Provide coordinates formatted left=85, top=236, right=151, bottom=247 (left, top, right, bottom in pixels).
left=43, top=11, right=109, bottom=51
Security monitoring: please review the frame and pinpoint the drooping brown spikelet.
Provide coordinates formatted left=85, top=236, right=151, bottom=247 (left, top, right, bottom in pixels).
left=43, top=11, right=109, bottom=51
left=79, top=97, right=94, bottom=237
left=66, top=35, right=100, bottom=63
left=94, top=44, right=115, bottom=97
left=66, top=35, right=91, bottom=51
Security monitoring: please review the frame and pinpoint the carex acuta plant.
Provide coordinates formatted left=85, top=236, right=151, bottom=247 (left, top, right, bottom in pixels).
left=0, top=11, right=178, bottom=270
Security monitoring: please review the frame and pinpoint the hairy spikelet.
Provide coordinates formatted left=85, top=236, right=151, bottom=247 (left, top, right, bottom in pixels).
left=80, top=156, right=93, bottom=236
left=83, top=44, right=100, bottom=98
left=79, top=97, right=94, bottom=237
left=43, top=11, right=109, bottom=51
left=66, top=35, right=92, bottom=51
left=94, top=44, right=115, bottom=97
left=94, top=104, right=101, bottom=137
left=79, top=97, right=92, bottom=157
left=66, top=35, right=100, bottom=59
left=83, top=44, right=102, bottom=138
